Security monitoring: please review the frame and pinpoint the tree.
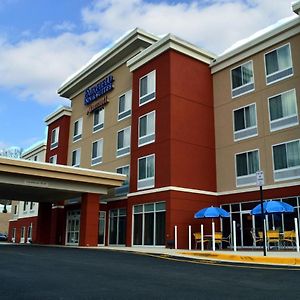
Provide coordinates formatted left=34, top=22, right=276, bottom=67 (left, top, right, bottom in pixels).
left=0, top=147, right=23, bottom=159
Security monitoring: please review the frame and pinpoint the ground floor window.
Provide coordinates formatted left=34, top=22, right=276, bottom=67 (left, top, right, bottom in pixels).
left=109, top=208, right=126, bottom=245
left=20, top=226, right=25, bottom=243
left=12, top=228, right=16, bottom=242
left=133, top=202, right=166, bottom=246
left=66, top=210, right=80, bottom=245
left=98, top=211, right=106, bottom=245
left=221, top=196, right=300, bottom=248
left=27, top=223, right=32, bottom=243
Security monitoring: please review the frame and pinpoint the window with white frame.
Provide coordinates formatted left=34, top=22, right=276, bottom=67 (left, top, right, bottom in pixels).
left=49, top=155, right=57, bottom=164
left=118, top=90, right=132, bottom=120
left=117, top=127, right=130, bottom=157
left=235, top=150, right=259, bottom=186
left=265, top=44, right=293, bottom=84
left=91, top=139, right=103, bottom=166
left=93, top=108, right=104, bottom=132
left=73, top=118, right=83, bottom=142
left=139, top=111, right=155, bottom=146
left=231, top=61, right=254, bottom=97
left=138, top=154, right=155, bottom=190
left=50, top=127, right=59, bottom=149
left=273, top=140, right=300, bottom=181
left=116, top=165, right=130, bottom=195
left=139, top=70, right=156, bottom=105
left=71, top=148, right=80, bottom=167
left=233, top=103, right=257, bottom=141
left=269, top=89, right=298, bottom=131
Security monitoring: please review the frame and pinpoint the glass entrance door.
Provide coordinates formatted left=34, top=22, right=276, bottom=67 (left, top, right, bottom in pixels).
left=98, top=211, right=106, bottom=246
left=241, top=212, right=253, bottom=247
left=66, top=210, right=80, bottom=245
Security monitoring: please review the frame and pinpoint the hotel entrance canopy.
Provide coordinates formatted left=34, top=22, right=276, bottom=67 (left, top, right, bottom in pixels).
left=0, top=157, right=125, bottom=203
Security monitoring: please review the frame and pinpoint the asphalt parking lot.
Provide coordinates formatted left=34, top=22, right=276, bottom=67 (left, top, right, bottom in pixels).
left=1, top=244, right=300, bottom=299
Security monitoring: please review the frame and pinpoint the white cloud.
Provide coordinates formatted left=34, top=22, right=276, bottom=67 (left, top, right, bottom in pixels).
left=0, top=0, right=295, bottom=105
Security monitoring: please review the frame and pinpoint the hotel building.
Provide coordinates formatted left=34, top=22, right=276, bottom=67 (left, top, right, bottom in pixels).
left=8, top=3, right=300, bottom=249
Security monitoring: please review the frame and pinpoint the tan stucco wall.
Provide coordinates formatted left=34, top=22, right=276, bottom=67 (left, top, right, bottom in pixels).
left=214, top=34, right=300, bottom=192
left=68, top=63, right=132, bottom=174
left=0, top=212, right=11, bottom=234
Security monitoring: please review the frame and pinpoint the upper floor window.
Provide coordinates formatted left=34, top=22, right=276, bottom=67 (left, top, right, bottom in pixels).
left=91, top=139, right=103, bottom=166
left=273, top=140, right=300, bottom=181
left=118, top=90, right=132, bottom=121
left=93, top=108, right=104, bottom=132
left=269, top=89, right=298, bottom=131
left=73, top=118, right=83, bottom=142
left=117, top=127, right=131, bottom=157
left=138, top=154, right=155, bottom=190
left=139, top=70, right=156, bottom=106
left=50, top=127, right=59, bottom=149
left=231, top=61, right=254, bottom=98
left=233, top=103, right=257, bottom=141
left=139, top=111, right=155, bottom=146
left=265, top=43, right=293, bottom=84
left=23, top=201, right=28, bottom=212
left=71, top=148, right=81, bottom=167
left=235, top=149, right=259, bottom=187
left=49, top=155, right=57, bottom=164
left=116, top=165, right=130, bottom=195
left=33, top=155, right=38, bottom=161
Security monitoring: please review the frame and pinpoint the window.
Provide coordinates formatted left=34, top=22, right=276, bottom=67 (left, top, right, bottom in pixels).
left=139, top=70, right=156, bottom=105
left=71, top=148, right=81, bottom=167
left=73, top=118, right=83, bottom=142
left=116, top=165, right=130, bottom=195
left=27, top=224, right=32, bottom=242
left=109, top=208, right=126, bottom=245
left=50, top=127, right=59, bottom=149
left=30, top=202, right=34, bottom=210
left=133, top=202, right=165, bottom=246
left=93, top=108, right=104, bottom=132
left=139, top=111, right=155, bottom=146
left=23, top=201, right=28, bottom=212
left=138, top=154, right=155, bottom=190
left=49, top=155, right=57, bottom=164
left=269, top=89, right=298, bottom=131
left=118, top=90, right=132, bottom=120
left=235, top=150, right=259, bottom=186
left=273, top=140, right=300, bottom=181
left=233, top=104, right=257, bottom=141
left=117, top=127, right=130, bottom=157
left=14, top=205, right=17, bottom=215
left=265, top=44, right=293, bottom=84
left=231, top=61, right=254, bottom=97
left=91, top=139, right=103, bottom=166
left=33, top=155, right=38, bottom=161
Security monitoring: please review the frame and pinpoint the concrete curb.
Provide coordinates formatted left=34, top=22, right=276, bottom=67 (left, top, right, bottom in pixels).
left=178, top=251, right=300, bottom=266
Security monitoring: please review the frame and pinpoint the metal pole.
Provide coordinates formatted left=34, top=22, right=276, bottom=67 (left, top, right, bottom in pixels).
left=260, top=186, right=267, bottom=256
left=174, top=225, right=178, bottom=249
left=294, top=218, right=299, bottom=253
left=201, top=224, right=204, bottom=251
left=188, top=225, right=191, bottom=250
left=233, top=220, right=237, bottom=252
left=212, top=221, right=215, bottom=251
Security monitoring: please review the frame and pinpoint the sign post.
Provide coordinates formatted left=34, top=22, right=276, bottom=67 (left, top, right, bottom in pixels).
left=256, top=170, right=267, bottom=256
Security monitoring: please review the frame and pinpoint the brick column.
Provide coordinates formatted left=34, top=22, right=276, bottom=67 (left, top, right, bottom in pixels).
left=36, top=202, right=52, bottom=244
left=50, top=201, right=65, bottom=245
left=79, top=193, right=99, bottom=247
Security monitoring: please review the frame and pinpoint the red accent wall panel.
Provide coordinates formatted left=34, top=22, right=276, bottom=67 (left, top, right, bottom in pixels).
left=8, top=216, right=38, bottom=243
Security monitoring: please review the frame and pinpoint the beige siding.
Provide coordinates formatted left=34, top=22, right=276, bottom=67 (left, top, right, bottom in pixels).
left=214, top=34, right=300, bottom=192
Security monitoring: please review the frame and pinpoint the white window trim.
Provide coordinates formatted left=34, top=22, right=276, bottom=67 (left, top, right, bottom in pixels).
left=264, top=43, right=294, bottom=86
left=50, top=127, right=59, bottom=150
left=271, top=139, right=300, bottom=182
left=138, top=110, right=156, bottom=147
left=93, top=108, right=105, bottom=133
left=230, top=60, right=255, bottom=99
left=232, top=103, right=258, bottom=142
left=267, top=88, right=299, bottom=132
left=72, top=148, right=81, bottom=167
left=137, top=154, right=155, bottom=190
left=49, top=154, right=57, bottom=164
left=118, top=90, right=132, bottom=121
left=73, top=118, right=83, bottom=142
left=235, top=149, right=260, bottom=187
left=139, top=70, right=156, bottom=106
left=91, top=139, right=103, bottom=166
left=116, top=126, right=131, bottom=158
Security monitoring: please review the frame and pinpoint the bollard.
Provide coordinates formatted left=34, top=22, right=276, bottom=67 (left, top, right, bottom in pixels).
left=233, top=220, right=237, bottom=252
left=294, top=218, right=299, bottom=253
left=212, top=221, right=215, bottom=251
left=174, top=225, right=178, bottom=250
left=188, top=225, right=191, bottom=250
left=201, top=224, right=204, bottom=251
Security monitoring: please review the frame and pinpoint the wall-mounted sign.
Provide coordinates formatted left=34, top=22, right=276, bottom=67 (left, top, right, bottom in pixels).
left=87, top=95, right=109, bottom=115
left=84, top=75, right=114, bottom=106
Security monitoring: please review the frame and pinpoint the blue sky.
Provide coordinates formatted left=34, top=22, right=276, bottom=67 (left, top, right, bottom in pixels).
left=0, top=0, right=295, bottom=151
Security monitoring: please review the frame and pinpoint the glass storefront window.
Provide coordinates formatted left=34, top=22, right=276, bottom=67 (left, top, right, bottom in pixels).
left=109, top=208, right=126, bottom=245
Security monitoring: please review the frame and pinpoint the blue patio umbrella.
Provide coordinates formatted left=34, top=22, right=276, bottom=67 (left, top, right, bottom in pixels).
left=194, top=206, right=230, bottom=219
left=250, top=200, right=294, bottom=215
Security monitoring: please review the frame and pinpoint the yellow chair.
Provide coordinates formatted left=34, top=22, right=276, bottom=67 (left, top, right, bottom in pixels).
left=215, top=232, right=230, bottom=249
left=193, top=232, right=209, bottom=249
left=282, top=230, right=296, bottom=247
left=267, top=230, right=280, bottom=248
left=251, top=230, right=263, bottom=246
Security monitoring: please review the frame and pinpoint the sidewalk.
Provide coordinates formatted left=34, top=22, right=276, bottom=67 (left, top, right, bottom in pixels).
left=103, top=246, right=300, bottom=266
